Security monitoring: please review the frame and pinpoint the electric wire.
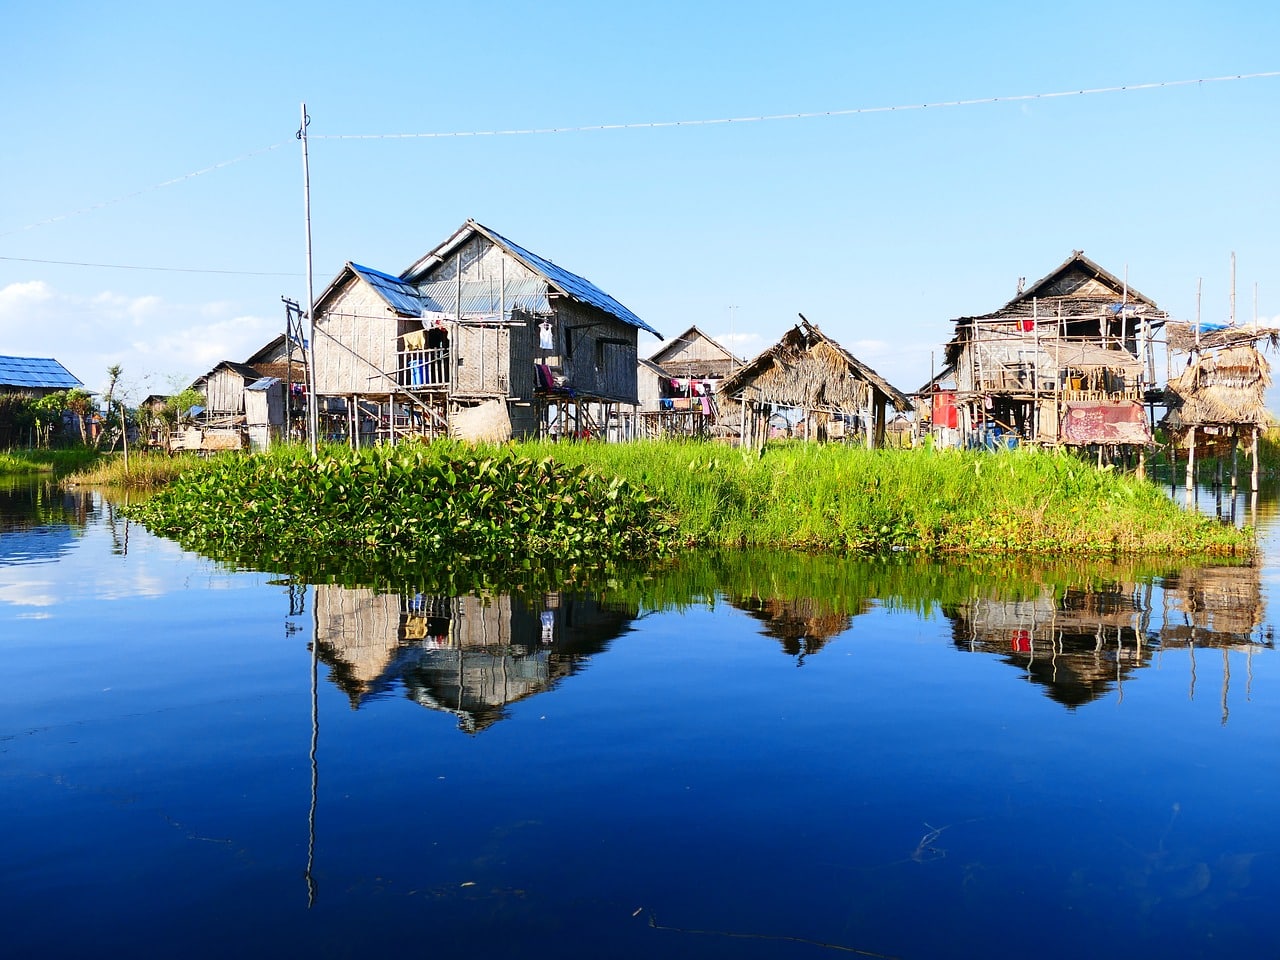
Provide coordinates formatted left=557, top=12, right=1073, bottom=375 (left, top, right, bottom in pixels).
left=0, top=141, right=291, bottom=238
left=3, top=69, right=1275, bottom=274
left=0, top=255, right=301, bottom=277
left=311, top=70, right=1280, bottom=140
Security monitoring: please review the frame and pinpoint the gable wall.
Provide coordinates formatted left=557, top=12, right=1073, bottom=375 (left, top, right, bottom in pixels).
left=315, top=278, right=413, bottom=396
left=205, top=368, right=250, bottom=415
left=427, top=236, right=542, bottom=287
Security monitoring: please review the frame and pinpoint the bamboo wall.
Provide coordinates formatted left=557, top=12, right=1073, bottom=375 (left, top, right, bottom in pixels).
left=554, top=299, right=639, bottom=402
left=204, top=368, right=250, bottom=415
left=314, top=281, right=409, bottom=396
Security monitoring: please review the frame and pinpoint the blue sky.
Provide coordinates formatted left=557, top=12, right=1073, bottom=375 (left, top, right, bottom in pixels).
left=3, top=0, right=1278, bottom=403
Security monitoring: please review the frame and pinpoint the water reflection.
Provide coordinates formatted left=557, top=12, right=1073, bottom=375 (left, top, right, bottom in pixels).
left=0, top=478, right=96, bottom=565
left=284, top=550, right=1279, bottom=726
left=945, top=563, right=1270, bottom=711
left=312, top=585, right=637, bottom=731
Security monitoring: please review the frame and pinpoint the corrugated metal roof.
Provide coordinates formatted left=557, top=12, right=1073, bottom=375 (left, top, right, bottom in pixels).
left=245, top=377, right=282, bottom=392
left=470, top=223, right=662, bottom=337
left=0, top=356, right=83, bottom=390
left=350, top=262, right=424, bottom=316
left=418, top=277, right=551, bottom=319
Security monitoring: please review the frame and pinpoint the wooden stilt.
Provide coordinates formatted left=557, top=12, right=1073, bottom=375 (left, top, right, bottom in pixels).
left=1251, top=425, right=1260, bottom=494
left=1185, top=426, right=1196, bottom=507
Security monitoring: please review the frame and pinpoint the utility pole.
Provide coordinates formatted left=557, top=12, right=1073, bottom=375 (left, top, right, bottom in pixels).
left=298, top=103, right=320, bottom=457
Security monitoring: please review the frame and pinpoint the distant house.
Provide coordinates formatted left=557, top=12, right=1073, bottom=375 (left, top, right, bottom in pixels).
left=0, top=355, right=82, bottom=397
left=0, top=356, right=85, bottom=446
left=637, top=325, right=742, bottom=438
left=195, top=360, right=263, bottom=420
left=718, top=317, right=912, bottom=449
left=310, top=219, right=662, bottom=443
left=943, top=251, right=1165, bottom=451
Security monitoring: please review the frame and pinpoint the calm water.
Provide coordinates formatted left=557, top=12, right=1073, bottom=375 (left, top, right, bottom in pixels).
left=3, top=478, right=1280, bottom=958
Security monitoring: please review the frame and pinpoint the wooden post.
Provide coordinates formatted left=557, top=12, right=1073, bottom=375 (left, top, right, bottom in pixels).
left=1185, top=426, right=1196, bottom=506
left=1231, top=434, right=1240, bottom=496
left=1251, top=425, right=1260, bottom=493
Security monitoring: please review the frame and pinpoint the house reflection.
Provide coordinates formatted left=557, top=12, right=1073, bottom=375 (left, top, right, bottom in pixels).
left=946, top=565, right=1270, bottom=709
left=728, top=594, right=867, bottom=660
left=313, top=586, right=637, bottom=732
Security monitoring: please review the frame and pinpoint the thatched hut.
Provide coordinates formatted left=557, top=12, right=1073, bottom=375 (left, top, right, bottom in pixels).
left=1161, top=322, right=1275, bottom=491
left=718, top=316, right=912, bottom=449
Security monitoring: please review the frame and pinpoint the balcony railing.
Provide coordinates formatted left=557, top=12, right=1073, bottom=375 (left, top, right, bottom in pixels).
left=399, top=348, right=451, bottom=390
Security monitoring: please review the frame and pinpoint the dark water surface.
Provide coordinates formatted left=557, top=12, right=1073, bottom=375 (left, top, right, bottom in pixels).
left=3, top=478, right=1279, bottom=958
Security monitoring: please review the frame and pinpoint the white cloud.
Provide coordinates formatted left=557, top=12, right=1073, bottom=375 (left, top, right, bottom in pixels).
left=0, top=281, right=276, bottom=395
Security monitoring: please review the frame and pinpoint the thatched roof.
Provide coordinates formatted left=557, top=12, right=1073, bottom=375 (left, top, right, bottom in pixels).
left=1164, top=342, right=1272, bottom=429
left=1165, top=321, right=1280, bottom=353
left=945, top=251, right=1164, bottom=368
left=719, top=317, right=912, bottom=412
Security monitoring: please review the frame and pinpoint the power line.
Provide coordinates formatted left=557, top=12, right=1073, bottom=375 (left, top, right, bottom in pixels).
left=0, top=141, right=290, bottom=238
left=4, top=69, right=1276, bottom=247
left=0, top=255, right=301, bottom=277
left=311, top=71, right=1280, bottom=140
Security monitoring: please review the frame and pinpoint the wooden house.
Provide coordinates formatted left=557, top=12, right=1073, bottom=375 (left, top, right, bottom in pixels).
left=195, top=360, right=262, bottom=420
left=943, top=251, right=1165, bottom=453
left=1161, top=321, right=1276, bottom=492
left=717, top=317, right=912, bottom=449
left=310, top=219, right=662, bottom=444
left=636, top=325, right=742, bottom=438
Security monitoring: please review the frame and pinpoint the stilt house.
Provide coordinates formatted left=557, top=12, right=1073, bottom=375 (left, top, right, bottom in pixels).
left=717, top=317, right=912, bottom=448
left=943, top=251, right=1165, bottom=451
left=637, top=325, right=741, bottom=438
left=310, top=220, right=661, bottom=443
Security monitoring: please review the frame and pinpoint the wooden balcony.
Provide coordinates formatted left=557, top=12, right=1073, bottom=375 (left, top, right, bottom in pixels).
left=399, top=348, right=451, bottom=390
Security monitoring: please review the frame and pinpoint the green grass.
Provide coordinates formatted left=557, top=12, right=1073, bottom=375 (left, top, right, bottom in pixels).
left=514, top=439, right=1251, bottom=557
left=0, top=447, right=100, bottom=476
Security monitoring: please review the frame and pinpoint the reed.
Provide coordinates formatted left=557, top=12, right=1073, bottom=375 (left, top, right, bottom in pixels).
left=64, top=450, right=205, bottom=488
left=514, top=439, right=1251, bottom=557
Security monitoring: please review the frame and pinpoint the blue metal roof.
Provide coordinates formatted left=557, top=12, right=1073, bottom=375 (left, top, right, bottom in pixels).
left=350, top=263, right=424, bottom=316
left=0, top=356, right=83, bottom=390
left=472, top=223, right=662, bottom=337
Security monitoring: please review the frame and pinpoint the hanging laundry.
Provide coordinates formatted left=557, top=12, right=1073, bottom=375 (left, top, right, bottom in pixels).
left=402, top=329, right=426, bottom=351
left=539, top=321, right=554, bottom=350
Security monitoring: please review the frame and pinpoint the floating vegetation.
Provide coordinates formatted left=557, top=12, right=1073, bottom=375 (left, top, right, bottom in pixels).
left=128, top=443, right=674, bottom=573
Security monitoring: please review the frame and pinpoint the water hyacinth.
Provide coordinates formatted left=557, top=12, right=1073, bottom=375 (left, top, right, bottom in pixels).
left=128, top=443, right=675, bottom=567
